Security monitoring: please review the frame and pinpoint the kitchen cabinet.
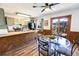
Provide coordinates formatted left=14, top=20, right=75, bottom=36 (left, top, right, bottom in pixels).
left=6, top=17, right=15, bottom=25
left=6, top=17, right=29, bottom=25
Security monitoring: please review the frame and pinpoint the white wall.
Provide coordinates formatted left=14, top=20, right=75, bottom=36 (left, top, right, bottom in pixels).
left=71, top=10, right=79, bottom=32
left=39, top=8, right=79, bottom=32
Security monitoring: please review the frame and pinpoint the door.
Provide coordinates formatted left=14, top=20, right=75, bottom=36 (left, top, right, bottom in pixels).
left=52, top=16, right=69, bottom=38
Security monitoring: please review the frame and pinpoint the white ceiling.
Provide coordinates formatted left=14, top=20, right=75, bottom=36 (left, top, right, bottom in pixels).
left=0, top=3, right=79, bottom=18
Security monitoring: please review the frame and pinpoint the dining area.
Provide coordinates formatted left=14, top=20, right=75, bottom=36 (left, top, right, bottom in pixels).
left=37, top=33, right=79, bottom=56
left=0, top=3, right=79, bottom=56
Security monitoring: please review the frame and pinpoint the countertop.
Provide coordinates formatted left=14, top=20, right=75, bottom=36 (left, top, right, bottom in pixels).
left=0, top=30, right=38, bottom=38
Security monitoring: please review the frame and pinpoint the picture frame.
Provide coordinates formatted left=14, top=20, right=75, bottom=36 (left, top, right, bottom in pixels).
left=44, top=20, right=48, bottom=26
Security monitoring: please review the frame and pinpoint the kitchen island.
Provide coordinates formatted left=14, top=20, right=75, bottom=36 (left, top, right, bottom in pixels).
left=0, top=30, right=38, bottom=55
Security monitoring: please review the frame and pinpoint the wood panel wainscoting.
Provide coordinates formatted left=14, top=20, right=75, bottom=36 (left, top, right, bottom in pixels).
left=0, top=31, right=37, bottom=55
left=38, top=29, right=52, bottom=35
left=68, top=32, right=79, bottom=43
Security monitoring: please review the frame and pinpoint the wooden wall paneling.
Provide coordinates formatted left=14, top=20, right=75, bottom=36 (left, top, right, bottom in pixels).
left=38, top=30, right=52, bottom=35
left=69, top=32, right=79, bottom=43
left=0, top=32, right=37, bottom=55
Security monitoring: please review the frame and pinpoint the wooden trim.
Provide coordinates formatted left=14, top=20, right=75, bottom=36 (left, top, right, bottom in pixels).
left=50, top=18, right=52, bottom=34
left=66, top=15, right=72, bottom=41
left=51, top=15, right=71, bottom=19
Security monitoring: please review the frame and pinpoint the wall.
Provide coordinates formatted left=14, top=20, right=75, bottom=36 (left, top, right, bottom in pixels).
left=71, top=10, right=79, bottom=32
left=0, top=8, right=7, bottom=29
left=0, top=8, right=8, bottom=34
left=40, top=8, right=79, bottom=32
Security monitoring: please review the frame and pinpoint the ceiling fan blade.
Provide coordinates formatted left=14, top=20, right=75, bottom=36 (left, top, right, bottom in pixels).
left=40, top=6, right=46, bottom=7
left=41, top=8, right=46, bottom=12
left=33, top=6, right=38, bottom=8
left=33, top=6, right=46, bottom=8
left=49, top=3, right=59, bottom=6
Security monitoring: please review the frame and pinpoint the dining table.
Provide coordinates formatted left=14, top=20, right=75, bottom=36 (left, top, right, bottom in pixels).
left=42, top=35, right=74, bottom=56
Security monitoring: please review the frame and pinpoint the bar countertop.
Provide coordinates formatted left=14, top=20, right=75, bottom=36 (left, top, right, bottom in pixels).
left=0, top=30, right=38, bottom=38
left=0, top=30, right=38, bottom=55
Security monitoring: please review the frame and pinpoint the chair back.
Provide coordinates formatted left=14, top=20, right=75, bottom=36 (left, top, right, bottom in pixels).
left=38, top=37, right=48, bottom=46
left=71, top=39, right=79, bottom=55
left=71, top=42, right=77, bottom=55
left=37, top=36, right=55, bottom=56
left=37, top=36, right=49, bottom=56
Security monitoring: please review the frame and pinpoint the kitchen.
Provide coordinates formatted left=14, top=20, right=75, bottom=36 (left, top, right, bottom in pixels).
left=0, top=3, right=79, bottom=56
left=0, top=6, right=38, bottom=55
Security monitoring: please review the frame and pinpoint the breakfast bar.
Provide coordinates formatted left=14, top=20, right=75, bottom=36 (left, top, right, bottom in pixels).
left=0, top=30, right=38, bottom=55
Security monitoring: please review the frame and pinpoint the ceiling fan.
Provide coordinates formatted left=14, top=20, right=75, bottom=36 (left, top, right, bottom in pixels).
left=33, top=3, right=59, bottom=12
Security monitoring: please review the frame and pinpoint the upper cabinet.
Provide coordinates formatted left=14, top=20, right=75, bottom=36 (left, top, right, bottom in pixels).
left=6, top=17, right=15, bottom=25
left=6, top=17, right=30, bottom=26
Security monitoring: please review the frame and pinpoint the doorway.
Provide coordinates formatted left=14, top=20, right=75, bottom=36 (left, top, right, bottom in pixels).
left=51, top=15, right=71, bottom=38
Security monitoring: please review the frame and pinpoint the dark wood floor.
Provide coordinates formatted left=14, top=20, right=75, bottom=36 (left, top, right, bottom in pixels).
left=3, top=39, right=38, bottom=56
left=3, top=39, right=79, bottom=56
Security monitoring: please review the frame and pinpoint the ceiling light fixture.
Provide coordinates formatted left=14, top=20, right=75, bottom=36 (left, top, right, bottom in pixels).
left=16, top=12, right=31, bottom=17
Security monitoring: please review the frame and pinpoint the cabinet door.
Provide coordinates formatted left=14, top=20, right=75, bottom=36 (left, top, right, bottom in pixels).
left=7, top=17, right=15, bottom=25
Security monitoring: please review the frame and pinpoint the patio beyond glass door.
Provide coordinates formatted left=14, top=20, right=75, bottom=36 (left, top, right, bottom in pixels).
left=52, top=19, right=58, bottom=34
left=52, top=17, right=68, bottom=37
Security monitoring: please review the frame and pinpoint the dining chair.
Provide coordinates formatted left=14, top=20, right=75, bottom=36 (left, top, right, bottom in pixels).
left=51, top=33, right=77, bottom=56
left=37, top=36, right=55, bottom=56
left=73, top=39, right=79, bottom=50
left=74, top=39, right=79, bottom=45
left=56, top=40, right=77, bottom=56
